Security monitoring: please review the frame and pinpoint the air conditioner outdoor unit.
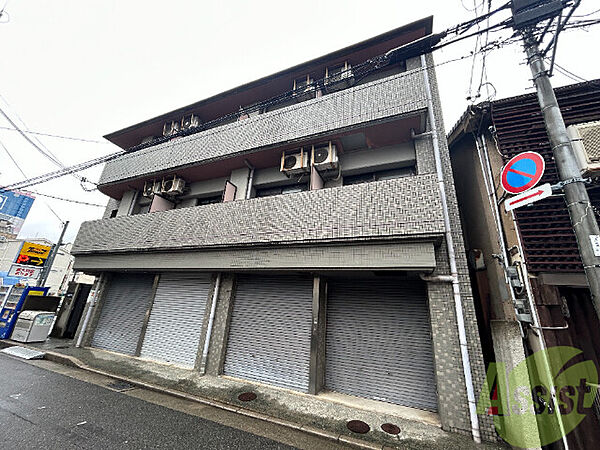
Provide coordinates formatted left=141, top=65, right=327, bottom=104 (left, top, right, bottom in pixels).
left=311, top=141, right=338, bottom=171
left=567, top=121, right=600, bottom=175
left=161, top=176, right=186, bottom=196
left=324, top=61, right=354, bottom=92
left=280, top=149, right=309, bottom=175
left=142, top=180, right=161, bottom=198
left=181, top=114, right=200, bottom=130
left=163, top=121, right=180, bottom=137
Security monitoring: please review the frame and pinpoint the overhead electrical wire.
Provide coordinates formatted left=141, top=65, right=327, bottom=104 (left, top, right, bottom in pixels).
left=0, top=97, right=99, bottom=190
left=0, top=125, right=108, bottom=144
left=4, top=2, right=594, bottom=195
left=0, top=36, right=522, bottom=192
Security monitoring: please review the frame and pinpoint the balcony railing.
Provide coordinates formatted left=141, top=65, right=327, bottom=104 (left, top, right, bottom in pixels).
left=99, top=69, right=428, bottom=187
left=73, top=174, right=444, bottom=255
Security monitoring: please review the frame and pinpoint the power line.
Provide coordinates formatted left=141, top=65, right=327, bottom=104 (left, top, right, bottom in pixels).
left=0, top=126, right=108, bottom=144
left=21, top=190, right=104, bottom=207
left=0, top=35, right=521, bottom=192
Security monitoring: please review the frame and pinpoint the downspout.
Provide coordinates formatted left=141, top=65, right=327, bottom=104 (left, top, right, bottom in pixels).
left=474, top=132, right=522, bottom=329
left=420, top=54, right=481, bottom=444
left=244, top=160, right=255, bottom=200
left=200, top=273, right=221, bottom=374
left=75, top=273, right=105, bottom=348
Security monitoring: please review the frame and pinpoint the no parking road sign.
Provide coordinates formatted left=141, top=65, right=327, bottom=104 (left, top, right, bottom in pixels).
left=501, top=151, right=546, bottom=194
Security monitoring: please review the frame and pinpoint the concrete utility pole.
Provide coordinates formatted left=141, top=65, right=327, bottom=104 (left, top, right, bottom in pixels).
left=38, top=220, right=69, bottom=287
left=522, top=31, right=600, bottom=323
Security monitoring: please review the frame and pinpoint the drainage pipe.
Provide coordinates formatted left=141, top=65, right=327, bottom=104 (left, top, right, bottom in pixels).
left=244, top=160, right=255, bottom=200
left=200, top=273, right=221, bottom=374
left=75, top=273, right=105, bottom=348
left=420, top=54, right=481, bottom=443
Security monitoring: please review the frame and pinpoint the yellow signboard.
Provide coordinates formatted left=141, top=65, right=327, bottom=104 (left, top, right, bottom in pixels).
left=16, top=242, right=52, bottom=267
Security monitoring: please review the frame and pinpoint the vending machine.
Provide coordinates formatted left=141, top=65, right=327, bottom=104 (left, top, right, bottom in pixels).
left=0, top=286, right=49, bottom=339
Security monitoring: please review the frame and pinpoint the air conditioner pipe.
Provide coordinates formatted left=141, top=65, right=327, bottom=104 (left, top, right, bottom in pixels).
left=200, top=273, right=221, bottom=374
left=419, top=274, right=456, bottom=283
left=411, top=129, right=434, bottom=140
left=75, top=273, right=105, bottom=348
left=244, top=160, right=255, bottom=200
left=420, top=54, right=481, bottom=444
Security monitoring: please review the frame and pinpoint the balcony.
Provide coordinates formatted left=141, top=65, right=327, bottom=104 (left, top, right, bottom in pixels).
left=98, top=69, right=428, bottom=187
left=73, top=174, right=444, bottom=257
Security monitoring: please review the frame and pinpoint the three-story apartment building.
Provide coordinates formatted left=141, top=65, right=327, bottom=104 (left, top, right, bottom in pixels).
left=72, top=17, right=494, bottom=442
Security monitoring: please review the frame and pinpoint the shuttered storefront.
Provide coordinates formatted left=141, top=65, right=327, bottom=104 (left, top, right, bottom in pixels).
left=92, top=273, right=155, bottom=355
left=140, top=273, right=211, bottom=367
left=325, top=278, right=438, bottom=411
left=223, top=274, right=313, bottom=392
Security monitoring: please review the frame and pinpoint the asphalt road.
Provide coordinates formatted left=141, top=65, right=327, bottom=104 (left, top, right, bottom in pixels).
left=0, top=353, right=296, bottom=450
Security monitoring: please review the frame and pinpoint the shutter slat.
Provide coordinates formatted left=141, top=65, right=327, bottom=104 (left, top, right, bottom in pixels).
left=92, top=273, right=154, bottom=355
left=140, top=273, right=211, bottom=367
left=325, top=278, right=438, bottom=412
left=224, top=275, right=312, bottom=392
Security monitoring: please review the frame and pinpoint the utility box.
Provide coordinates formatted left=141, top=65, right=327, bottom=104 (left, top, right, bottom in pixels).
left=11, top=310, right=56, bottom=343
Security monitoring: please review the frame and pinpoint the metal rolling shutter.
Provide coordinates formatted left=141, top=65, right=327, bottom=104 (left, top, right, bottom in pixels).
left=140, top=273, right=211, bottom=367
left=224, top=274, right=313, bottom=392
left=325, top=278, right=438, bottom=411
left=92, top=273, right=154, bottom=355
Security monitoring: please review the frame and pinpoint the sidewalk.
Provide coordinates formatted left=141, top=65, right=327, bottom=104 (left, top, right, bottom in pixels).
left=0, top=339, right=506, bottom=450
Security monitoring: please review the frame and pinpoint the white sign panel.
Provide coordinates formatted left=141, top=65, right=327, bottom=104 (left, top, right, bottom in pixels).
left=8, top=264, right=42, bottom=279
left=590, top=235, right=600, bottom=257
left=504, top=183, right=552, bottom=212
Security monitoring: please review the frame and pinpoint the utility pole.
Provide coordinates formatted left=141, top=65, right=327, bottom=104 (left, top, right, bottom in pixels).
left=521, top=32, right=600, bottom=322
left=38, top=220, right=69, bottom=287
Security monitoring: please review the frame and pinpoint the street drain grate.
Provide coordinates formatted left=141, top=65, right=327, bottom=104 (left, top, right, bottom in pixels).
left=381, top=423, right=401, bottom=435
left=347, top=420, right=370, bottom=434
left=54, top=345, right=71, bottom=349
left=237, top=392, right=257, bottom=402
left=106, top=380, right=135, bottom=392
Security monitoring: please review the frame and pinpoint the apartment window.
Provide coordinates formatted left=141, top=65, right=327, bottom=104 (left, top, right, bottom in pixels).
left=255, top=183, right=309, bottom=198
left=197, top=195, right=222, bottom=206
left=343, top=167, right=415, bottom=186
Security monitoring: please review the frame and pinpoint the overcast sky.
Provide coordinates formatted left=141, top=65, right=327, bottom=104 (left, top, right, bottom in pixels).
left=0, top=0, right=598, bottom=244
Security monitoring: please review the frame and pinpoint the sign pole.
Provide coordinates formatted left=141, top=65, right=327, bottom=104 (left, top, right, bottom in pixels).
left=522, top=30, right=600, bottom=323
left=38, top=220, right=69, bottom=287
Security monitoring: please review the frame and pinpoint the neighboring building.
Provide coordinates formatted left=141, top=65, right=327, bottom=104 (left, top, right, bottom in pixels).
left=72, top=17, right=495, bottom=442
left=0, top=238, right=74, bottom=295
left=448, top=80, right=600, bottom=448
left=0, top=190, right=35, bottom=239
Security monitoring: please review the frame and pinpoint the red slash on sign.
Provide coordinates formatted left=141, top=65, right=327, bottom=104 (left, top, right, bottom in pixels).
left=505, top=183, right=552, bottom=212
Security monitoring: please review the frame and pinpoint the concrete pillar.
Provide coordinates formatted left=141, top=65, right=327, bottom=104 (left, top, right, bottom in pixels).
left=229, top=168, right=251, bottom=200
left=116, top=190, right=138, bottom=217
left=74, top=273, right=110, bottom=347
left=203, top=274, right=236, bottom=376
left=308, top=275, right=327, bottom=395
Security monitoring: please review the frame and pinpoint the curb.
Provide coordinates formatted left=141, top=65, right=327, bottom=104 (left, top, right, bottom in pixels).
left=3, top=342, right=383, bottom=450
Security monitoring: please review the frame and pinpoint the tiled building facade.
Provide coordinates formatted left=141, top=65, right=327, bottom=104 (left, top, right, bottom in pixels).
left=72, top=17, right=495, bottom=442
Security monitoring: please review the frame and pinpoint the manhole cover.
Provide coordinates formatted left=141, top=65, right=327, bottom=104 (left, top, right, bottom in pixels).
left=381, top=423, right=401, bottom=435
left=237, top=392, right=257, bottom=402
left=347, top=420, right=370, bottom=434
left=106, top=380, right=135, bottom=392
